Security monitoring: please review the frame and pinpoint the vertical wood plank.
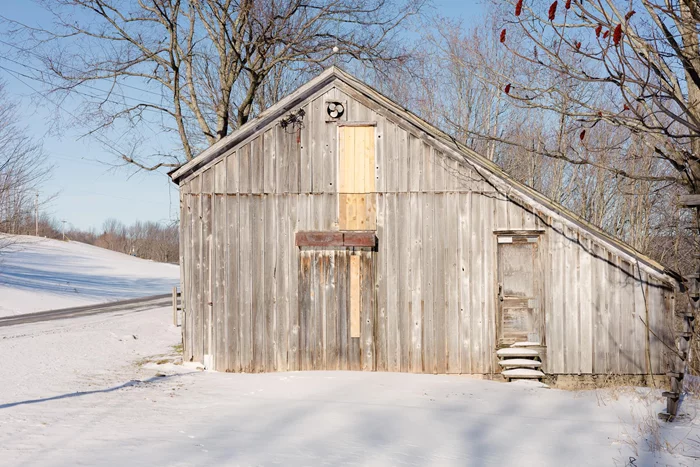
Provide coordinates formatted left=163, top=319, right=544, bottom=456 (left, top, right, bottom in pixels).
left=287, top=123, right=301, bottom=193
left=326, top=251, right=339, bottom=369
left=364, top=126, right=376, bottom=193
left=183, top=191, right=193, bottom=362
left=375, top=115, right=385, bottom=192
left=263, top=130, right=275, bottom=194
left=226, top=195, right=241, bottom=372
left=386, top=194, right=400, bottom=371
left=361, top=251, right=375, bottom=371
left=610, top=253, right=621, bottom=373
left=408, top=134, right=421, bottom=193
left=469, top=192, right=483, bottom=372
left=410, top=192, right=423, bottom=372
left=214, top=193, right=227, bottom=371
left=548, top=221, right=564, bottom=373
left=251, top=136, right=264, bottom=194
left=350, top=254, right=361, bottom=338
left=446, top=193, right=460, bottom=373
left=239, top=196, right=252, bottom=371
left=264, top=196, right=277, bottom=371
left=251, top=197, right=265, bottom=372
left=275, top=124, right=288, bottom=194
left=459, top=192, right=472, bottom=373
left=193, top=190, right=203, bottom=364
left=301, top=102, right=313, bottom=193
left=483, top=190, right=495, bottom=374
left=275, top=196, right=290, bottom=371
left=375, top=194, right=388, bottom=371
left=385, top=123, right=397, bottom=193
left=434, top=193, right=446, bottom=374
left=299, top=249, right=312, bottom=371
left=226, top=151, right=239, bottom=194
left=239, top=143, right=251, bottom=194
left=288, top=196, right=300, bottom=370
left=580, top=237, right=593, bottom=374
left=398, top=194, right=410, bottom=372
left=421, top=142, right=434, bottom=193
left=398, top=128, right=409, bottom=193
left=422, top=194, right=436, bottom=373
left=337, top=250, right=349, bottom=370
left=201, top=177, right=213, bottom=365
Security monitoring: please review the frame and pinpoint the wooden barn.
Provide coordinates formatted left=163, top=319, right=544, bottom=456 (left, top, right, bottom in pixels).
left=169, top=67, right=683, bottom=380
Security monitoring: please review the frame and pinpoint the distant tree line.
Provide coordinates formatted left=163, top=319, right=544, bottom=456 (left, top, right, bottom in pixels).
left=4, top=213, right=179, bottom=264
left=88, top=218, right=179, bottom=264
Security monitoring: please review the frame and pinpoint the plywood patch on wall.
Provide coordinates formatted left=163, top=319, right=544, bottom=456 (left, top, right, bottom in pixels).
left=339, top=125, right=376, bottom=230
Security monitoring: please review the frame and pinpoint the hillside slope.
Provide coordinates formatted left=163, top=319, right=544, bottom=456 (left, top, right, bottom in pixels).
left=0, top=235, right=180, bottom=316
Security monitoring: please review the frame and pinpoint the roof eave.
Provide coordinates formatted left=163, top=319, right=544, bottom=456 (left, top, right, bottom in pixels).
left=169, top=66, right=342, bottom=184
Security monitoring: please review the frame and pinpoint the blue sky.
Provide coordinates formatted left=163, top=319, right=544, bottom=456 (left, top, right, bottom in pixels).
left=0, top=0, right=485, bottom=231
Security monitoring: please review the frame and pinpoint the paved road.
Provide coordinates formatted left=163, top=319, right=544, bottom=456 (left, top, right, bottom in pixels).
left=0, top=294, right=174, bottom=327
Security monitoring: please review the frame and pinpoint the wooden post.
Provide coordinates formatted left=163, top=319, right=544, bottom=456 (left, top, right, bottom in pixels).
left=172, top=286, right=179, bottom=326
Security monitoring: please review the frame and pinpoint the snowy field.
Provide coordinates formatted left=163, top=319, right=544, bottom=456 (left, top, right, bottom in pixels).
left=0, top=235, right=180, bottom=316
left=1, top=306, right=700, bottom=466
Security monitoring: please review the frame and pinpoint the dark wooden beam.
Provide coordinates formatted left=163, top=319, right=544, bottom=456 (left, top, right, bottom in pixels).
left=295, top=231, right=377, bottom=248
left=679, top=194, right=700, bottom=207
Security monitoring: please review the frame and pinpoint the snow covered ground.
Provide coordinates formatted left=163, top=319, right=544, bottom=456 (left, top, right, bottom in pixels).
left=1, top=306, right=699, bottom=466
left=0, top=235, right=180, bottom=316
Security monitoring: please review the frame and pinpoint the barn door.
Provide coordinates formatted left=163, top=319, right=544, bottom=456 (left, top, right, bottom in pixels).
left=497, top=236, right=542, bottom=346
left=298, top=247, right=375, bottom=371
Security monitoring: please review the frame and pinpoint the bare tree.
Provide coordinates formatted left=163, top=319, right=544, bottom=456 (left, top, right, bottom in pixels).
left=0, top=80, right=52, bottom=248
left=3, top=0, right=424, bottom=171
left=492, top=0, right=699, bottom=194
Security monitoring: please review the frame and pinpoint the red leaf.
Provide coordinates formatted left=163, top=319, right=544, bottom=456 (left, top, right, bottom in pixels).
left=580, top=129, right=586, bottom=141
left=603, top=30, right=610, bottom=39
left=515, top=0, right=523, bottom=16
left=623, top=104, right=630, bottom=111
left=548, top=1, right=558, bottom=21
left=504, top=84, right=511, bottom=94
left=565, top=0, right=571, bottom=9
left=575, top=41, right=581, bottom=50
left=595, top=24, right=602, bottom=37
left=598, top=111, right=603, bottom=117
left=613, top=24, right=622, bottom=45
left=500, top=28, right=507, bottom=43
left=625, top=10, right=636, bottom=21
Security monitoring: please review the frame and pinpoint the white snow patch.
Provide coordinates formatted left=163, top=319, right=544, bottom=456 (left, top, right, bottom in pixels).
left=1, top=306, right=699, bottom=466
left=0, top=235, right=179, bottom=316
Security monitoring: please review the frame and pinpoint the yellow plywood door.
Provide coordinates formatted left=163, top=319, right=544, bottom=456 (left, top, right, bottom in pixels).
left=339, top=126, right=376, bottom=230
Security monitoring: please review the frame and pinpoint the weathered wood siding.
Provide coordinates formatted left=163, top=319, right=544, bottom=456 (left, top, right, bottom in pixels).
left=178, top=83, right=676, bottom=375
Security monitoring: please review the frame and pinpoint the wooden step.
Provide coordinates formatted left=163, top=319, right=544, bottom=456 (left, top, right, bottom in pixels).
left=502, top=368, right=545, bottom=379
left=666, top=372, right=683, bottom=379
left=662, top=391, right=680, bottom=400
left=510, top=341, right=542, bottom=348
left=498, top=359, right=542, bottom=369
left=497, top=347, right=540, bottom=358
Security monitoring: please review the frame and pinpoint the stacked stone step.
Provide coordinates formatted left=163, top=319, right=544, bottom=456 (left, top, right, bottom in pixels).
left=496, top=343, right=545, bottom=381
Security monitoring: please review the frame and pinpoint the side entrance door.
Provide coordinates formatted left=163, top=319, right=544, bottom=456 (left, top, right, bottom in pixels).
left=496, top=236, right=543, bottom=346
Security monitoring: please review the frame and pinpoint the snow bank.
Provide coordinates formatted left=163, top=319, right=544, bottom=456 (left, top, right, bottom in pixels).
left=0, top=235, right=179, bottom=316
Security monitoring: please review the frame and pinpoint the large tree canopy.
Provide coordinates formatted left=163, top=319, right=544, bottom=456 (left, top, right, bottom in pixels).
left=4, top=0, right=423, bottom=170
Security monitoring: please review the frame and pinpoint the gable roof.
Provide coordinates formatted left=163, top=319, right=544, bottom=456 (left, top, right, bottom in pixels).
left=169, top=67, right=683, bottom=286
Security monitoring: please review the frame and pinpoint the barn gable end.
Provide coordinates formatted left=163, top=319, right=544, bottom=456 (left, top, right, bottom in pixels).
left=172, top=67, right=681, bottom=378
